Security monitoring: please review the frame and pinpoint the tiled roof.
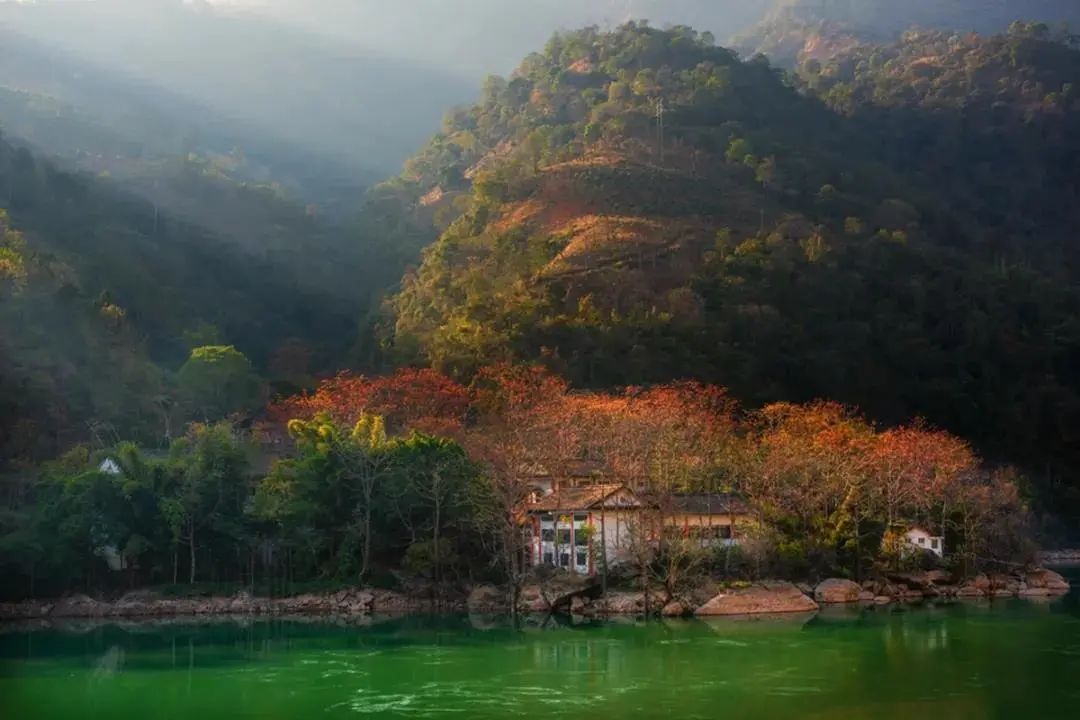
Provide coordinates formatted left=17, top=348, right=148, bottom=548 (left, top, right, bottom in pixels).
left=527, top=484, right=638, bottom=512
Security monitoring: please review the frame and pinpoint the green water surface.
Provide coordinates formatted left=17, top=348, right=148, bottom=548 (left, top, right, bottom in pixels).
left=2, top=577, right=1078, bottom=720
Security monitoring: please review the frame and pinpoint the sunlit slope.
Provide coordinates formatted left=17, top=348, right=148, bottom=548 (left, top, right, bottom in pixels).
left=385, top=23, right=1080, bottom=504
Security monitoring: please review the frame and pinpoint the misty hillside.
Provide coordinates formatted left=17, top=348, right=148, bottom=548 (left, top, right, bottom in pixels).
left=0, top=132, right=368, bottom=459
left=0, top=0, right=475, bottom=181
left=243, top=0, right=775, bottom=80
left=739, top=0, right=1080, bottom=65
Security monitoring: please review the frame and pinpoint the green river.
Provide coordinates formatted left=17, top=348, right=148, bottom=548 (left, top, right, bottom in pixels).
left=2, top=573, right=1078, bottom=720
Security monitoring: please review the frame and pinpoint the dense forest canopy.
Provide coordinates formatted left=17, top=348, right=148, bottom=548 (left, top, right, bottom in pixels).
left=387, top=22, right=1080, bottom=527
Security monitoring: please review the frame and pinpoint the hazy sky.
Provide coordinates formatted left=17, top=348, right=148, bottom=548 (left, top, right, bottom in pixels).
left=198, top=0, right=775, bottom=79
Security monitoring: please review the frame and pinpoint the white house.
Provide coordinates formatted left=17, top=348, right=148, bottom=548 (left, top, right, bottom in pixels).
left=524, top=485, right=752, bottom=576
left=99, top=458, right=122, bottom=475
left=904, top=526, right=945, bottom=558
left=528, top=484, right=642, bottom=575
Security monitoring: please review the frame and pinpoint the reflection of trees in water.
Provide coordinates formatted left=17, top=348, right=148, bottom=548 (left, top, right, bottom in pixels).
left=93, top=644, right=125, bottom=679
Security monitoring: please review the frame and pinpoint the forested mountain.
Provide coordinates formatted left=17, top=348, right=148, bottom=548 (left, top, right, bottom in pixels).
left=738, top=0, right=1080, bottom=66
left=385, top=23, right=1080, bottom=520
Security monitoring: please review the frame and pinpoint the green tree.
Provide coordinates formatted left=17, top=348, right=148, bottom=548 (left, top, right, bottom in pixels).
left=177, top=345, right=263, bottom=420
left=391, top=433, right=475, bottom=585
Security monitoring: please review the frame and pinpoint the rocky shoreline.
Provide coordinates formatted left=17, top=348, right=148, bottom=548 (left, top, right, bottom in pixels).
left=0, top=588, right=450, bottom=622
left=507, top=567, right=1072, bottom=619
left=1039, top=549, right=1080, bottom=565
left=1, top=568, right=1069, bottom=623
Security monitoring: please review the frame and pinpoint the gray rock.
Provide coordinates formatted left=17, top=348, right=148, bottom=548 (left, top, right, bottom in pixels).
left=814, top=579, right=861, bottom=604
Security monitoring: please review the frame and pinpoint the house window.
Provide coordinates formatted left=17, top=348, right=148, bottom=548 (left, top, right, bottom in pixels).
left=543, top=552, right=554, bottom=565
left=574, top=530, right=589, bottom=546
left=918, top=537, right=926, bottom=546
left=557, top=529, right=572, bottom=546
left=541, top=528, right=555, bottom=542
left=718, top=524, right=733, bottom=540
left=931, top=538, right=940, bottom=550
left=574, top=513, right=588, bottom=523
left=560, top=553, right=571, bottom=568
left=576, top=551, right=587, bottom=567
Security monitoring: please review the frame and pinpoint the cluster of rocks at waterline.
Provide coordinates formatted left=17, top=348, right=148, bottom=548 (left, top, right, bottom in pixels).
left=467, top=573, right=823, bottom=618
left=808, top=568, right=1072, bottom=606
left=2, top=568, right=1068, bottom=622
left=0, top=588, right=446, bottom=621
left=475, top=567, right=1071, bottom=618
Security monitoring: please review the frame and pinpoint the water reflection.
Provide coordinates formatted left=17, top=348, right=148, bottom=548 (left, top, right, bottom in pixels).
left=1, top=581, right=1078, bottom=720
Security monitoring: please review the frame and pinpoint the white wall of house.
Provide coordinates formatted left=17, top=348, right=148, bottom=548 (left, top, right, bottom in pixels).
left=537, top=513, right=592, bottom=574
left=905, top=527, right=945, bottom=557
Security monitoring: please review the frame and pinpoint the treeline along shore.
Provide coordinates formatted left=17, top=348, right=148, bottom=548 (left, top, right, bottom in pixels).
left=0, top=365, right=1070, bottom=618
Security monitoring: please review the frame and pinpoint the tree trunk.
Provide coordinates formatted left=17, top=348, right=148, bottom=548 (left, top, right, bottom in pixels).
left=361, top=489, right=373, bottom=580
left=188, top=523, right=196, bottom=585
left=599, top=508, right=608, bottom=598
left=432, top=492, right=442, bottom=587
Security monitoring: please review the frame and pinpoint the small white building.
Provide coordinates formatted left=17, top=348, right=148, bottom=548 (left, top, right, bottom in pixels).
left=904, top=526, right=945, bottom=558
left=99, top=458, right=122, bottom=475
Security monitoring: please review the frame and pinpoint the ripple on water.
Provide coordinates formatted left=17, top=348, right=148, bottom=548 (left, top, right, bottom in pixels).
left=345, top=690, right=417, bottom=714
left=767, top=686, right=824, bottom=697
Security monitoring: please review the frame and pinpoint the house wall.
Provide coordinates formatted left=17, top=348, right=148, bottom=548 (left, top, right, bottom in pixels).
left=530, top=507, right=753, bottom=575
left=590, top=510, right=637, bottom=568
left=667, top=512, right=752, bottom=547
left=905, top=528, right=945, bottom=557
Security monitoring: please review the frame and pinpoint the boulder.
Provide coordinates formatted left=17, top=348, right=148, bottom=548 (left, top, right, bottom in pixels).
left=814, top=579, right=861, bottom=604
left=695, top=582, right=819, bottom=616
left=1024, top=568, right=1070, bottom=593
left=598, top=591, right=647, bottom=615
left=661, top=600, right=689, bottom=617
left=1018, top=587, right=1054, bottom=597
left=889, top=570, right=952, bottom=591
left=467, top=584, right=506, bottom=612
left=540, top=572, right=602, bottom=613
left=51, top=594, right=107, bottom=618
left=858, top=590, right=876, bottom=603
left=518, top=584, right=550, bottom=614
left=368, top=589, right=412, bottom=613
left=570, top=596, right=590, bottom=615
left=956, top=577, right=989, bottom=598
left=989, top=574, right=1022, bottom=594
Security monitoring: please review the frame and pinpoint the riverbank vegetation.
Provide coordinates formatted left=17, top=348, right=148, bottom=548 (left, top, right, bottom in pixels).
left=0, top=365, right=1034, bottom=601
